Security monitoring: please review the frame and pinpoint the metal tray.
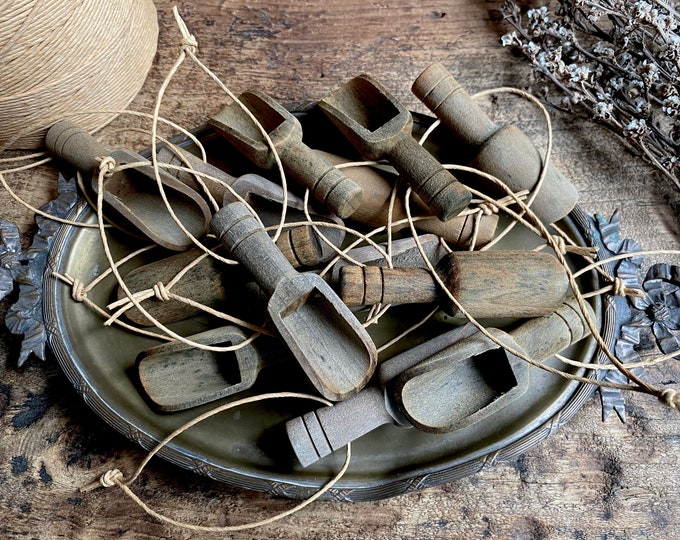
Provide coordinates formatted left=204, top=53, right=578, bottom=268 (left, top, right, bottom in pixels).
left=43, top=114, right=608, bottom=501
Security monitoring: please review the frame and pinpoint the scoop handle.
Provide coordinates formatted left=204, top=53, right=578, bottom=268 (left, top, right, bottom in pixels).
left=45, top=120, right=110, bottom=173
left=280, top=141, right=364, bottom=219
left=210, top=201, right=296, bottom=296
left=387, top=133, right=471, bottom=221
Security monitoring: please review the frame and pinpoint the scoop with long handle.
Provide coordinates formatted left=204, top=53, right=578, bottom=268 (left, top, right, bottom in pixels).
left=210, top=201, right=377, bottom=402
left=286, top=297, right=594, bottom=466
left=45, top=121, right=212, bottom=251
left=209, top=90, right=363, bottom=219
left=318, top=74, right=472, bottom=222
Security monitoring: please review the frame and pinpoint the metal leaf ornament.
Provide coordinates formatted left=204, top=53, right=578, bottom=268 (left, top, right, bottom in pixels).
left=4, top=173, right=78, bottom=366
left=589, top=211, right=646, bottom=421
left=0, top=218, right=23, bottom=301
left=631, top=264, right=680, bottom=356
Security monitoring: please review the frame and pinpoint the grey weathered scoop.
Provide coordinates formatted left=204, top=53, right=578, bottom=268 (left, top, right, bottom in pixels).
left=45, top=120, right=212, bottom=251
left=318, top=74, right=472, bottom=222
left=210, top=201, right=377, bottom=402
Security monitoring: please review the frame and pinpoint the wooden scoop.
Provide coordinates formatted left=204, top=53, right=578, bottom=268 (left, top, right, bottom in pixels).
left=211, top=201, right=377, bottom=402
left=339, top=250, right=569, bottom=318
left=318, top=74, right=472, bottom=222
left=391, top=297, right=593, bottom=432
left=412, top=63, right=578, bottom=224
left=209, top=90, right=363, bottom=219
left=45, top=120, right=212, bottom=251
left=286, top=297, right=594, bottom=465
left=137, top=325, right=276, bottom=412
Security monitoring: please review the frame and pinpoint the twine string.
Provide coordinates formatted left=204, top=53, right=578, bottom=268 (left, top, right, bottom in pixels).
left=80, top=392, right=352, bottom=533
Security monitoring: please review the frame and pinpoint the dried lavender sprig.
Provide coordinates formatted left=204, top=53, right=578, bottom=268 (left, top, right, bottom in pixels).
left=501, top=0, right=680, bottom=189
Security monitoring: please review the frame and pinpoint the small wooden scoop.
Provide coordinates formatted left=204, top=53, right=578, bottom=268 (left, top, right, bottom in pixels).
left=318, top=74, right=472, bottom=222
left=45, top=121, right=212, bottom=251
left=137, top=325, right=275, bottom=412
left=286, top=297, right=594, bottom=466
left=391, top=297, right=593, bottom=432
left=319, top=150, right=497, bottom=247
left=209, top=90, right=363, bottom=219
left=286, top=323, right=477, bottom=467
left=412, top=63, right=578, bottom=224
left=339, top=250, right=569, bottom=318
left=211, top=201, right=377, bottom=402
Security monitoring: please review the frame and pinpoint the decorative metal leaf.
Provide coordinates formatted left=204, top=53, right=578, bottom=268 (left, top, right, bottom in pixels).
left=5, top=173, right=78, bottom=366
left=589, top=211, right=646, bottom=422
left=0, top=218, right=23, bottom=301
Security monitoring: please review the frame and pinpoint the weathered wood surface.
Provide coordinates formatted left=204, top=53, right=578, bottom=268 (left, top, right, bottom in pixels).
left=1, top=1, right=679, bottom=538
left=338, top=250, right=568, bottom=317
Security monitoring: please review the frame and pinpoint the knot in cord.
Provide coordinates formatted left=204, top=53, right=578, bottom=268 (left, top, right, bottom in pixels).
left=612, top=277, right=628, bottom=297
left=80, top=468, right=125, bottom=491
left=660, top=388, right=680, bottom=410
left=100, top=469, right=124, bottom=488
left=550, top=234, right=567, bottom=255
left=70, top=278, right=87, bottom=302
left=98, top=156, right=116, bottom=177
left=181, top=34, right=198, bottom=55
left=478, top=201, right=499, bottom=216
left=153, top=282, right=170, bottom=301
left=611, top=277, right=645, bottom=299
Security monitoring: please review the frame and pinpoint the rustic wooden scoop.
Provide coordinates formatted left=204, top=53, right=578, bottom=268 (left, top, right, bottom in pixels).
left=412, top=63, right=578, bottom=224
left=286, top=323, right=478, bottom=467
left=339, top=250, right=569, bottom=318
left=137, top=325, right=276, bottom=412
left=318, top=74, right=472, bottom=222
left=211, top=201, right=377, bottom=402
left=318, top=150, right=497, bottom=247
left=286, top=297, right=594, bottom=466
left=209, top=90, right=364, bottom=219
left=391, top=297, right=593, bottom=432
left=45, top=121, right=212, bottom=251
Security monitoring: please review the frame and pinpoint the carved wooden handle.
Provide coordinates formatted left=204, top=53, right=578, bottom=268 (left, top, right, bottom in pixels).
left=386, top=133, right=471, bottom=221
left=339, top=250, right=569, bottom=319
left=45, top=120, right=110, bottom=173
left=211, top=201, right=296, bottom=296
left=340, top=266, right=437, bottom=306
left=280, top=141, right=363, bottom=218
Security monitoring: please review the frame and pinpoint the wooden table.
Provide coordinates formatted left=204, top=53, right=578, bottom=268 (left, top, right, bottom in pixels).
left=1, top=1, right=679, bottom=538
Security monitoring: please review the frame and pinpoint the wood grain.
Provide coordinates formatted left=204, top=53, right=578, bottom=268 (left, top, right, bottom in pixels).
left=1, top=1, right=679, bottom=538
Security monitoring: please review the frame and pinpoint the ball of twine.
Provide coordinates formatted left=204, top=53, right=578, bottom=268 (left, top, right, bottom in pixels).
left=0, top=0, right=159, bottom=150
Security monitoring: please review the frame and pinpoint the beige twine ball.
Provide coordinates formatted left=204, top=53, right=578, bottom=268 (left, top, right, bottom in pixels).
left=0, top=0, right=159, bottom=150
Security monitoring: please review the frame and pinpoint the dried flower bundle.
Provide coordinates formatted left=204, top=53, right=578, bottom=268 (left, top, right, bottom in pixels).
left=502, top=1, right=680, bottom=189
